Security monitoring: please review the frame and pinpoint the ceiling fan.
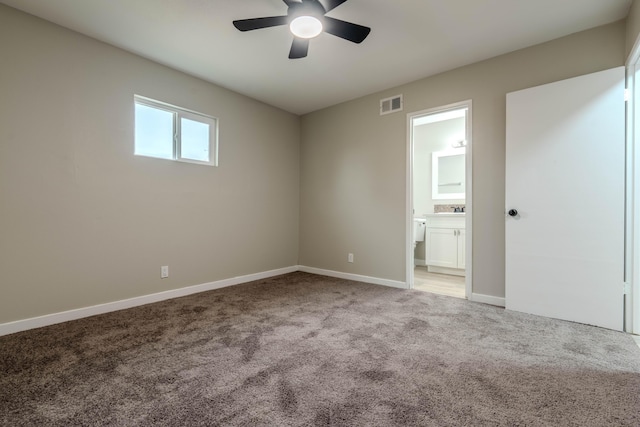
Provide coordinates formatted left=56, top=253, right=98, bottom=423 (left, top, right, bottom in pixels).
left=233, top=0, right=371, bottom=59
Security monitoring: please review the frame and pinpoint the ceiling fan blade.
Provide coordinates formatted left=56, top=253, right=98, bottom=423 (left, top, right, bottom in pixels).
left=233, top=16, right=289, bottom=32
left=323, top=16, right=370, bottom=43
left=289, top=37, right=309, bottom=59
left=282, top=0, right=300, bottom=6
left=319, top=0, right=348, bottom=12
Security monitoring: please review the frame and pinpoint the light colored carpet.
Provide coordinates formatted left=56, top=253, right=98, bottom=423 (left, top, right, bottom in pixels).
left=1, top=272, right=639, bottom=426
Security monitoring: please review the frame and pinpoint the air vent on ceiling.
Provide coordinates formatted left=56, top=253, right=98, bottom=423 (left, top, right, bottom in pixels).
left=380, top=94, right=403, bottom=115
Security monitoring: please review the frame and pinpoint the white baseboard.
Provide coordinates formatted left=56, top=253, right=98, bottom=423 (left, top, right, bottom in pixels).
left=299, top=265, right=407, bottom=289
left=0, top=266, right=298, bottom=337
left=414, top=258, right=426, bottom=267
left=427, top=265, right=465, bottom=277
left=470, top=292, right=505, bottom=307
left=5, top=264, right=488, bottom=337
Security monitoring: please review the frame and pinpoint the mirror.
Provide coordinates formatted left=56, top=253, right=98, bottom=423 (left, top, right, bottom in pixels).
left=432, top=148, right=465, bottom=199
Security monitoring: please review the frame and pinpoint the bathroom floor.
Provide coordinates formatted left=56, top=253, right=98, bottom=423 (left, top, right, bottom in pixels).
left=413, top=267, right=465, bottom=299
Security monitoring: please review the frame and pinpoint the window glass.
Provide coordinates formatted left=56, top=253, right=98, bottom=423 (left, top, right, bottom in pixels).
left=134, top=103, right=174, bottom=160
left=134, top=96, right=218, bottom=166
left=180, top=117, right=210, bottom=162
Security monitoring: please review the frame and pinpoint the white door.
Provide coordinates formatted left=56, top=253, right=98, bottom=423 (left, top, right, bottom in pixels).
left=505, top=67, right=625, bottom=331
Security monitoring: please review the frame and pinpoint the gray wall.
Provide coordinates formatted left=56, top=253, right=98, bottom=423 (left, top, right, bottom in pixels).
left=299, top=21, right=625, bottom=298
left=0, top=3, right=631, bottom=324
left=0, top=5, right=300, bottom=324
left=627, top=0, right=640, bottom=57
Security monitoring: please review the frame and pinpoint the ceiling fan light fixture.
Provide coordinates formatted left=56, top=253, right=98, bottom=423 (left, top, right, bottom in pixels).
left=233, top=0, right=371, bottom=59
left=289, top=16, right=323, bottom=39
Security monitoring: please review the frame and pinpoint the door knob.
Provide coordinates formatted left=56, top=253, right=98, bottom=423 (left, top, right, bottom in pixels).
left=508, top=209, right=518, bottom=217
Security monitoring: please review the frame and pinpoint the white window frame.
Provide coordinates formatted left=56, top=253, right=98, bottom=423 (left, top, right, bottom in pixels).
left=134, top=95, right=218, bottom=166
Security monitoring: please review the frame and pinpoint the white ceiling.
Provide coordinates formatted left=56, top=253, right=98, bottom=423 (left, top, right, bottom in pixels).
left=1, top=0, right=632, bottom=115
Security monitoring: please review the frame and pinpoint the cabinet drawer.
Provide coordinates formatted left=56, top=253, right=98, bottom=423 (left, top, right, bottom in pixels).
left=425, top=216, right=465, bottom=229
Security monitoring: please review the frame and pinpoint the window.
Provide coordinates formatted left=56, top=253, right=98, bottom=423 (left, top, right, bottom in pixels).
left=134, top=95, right=218, bottom=166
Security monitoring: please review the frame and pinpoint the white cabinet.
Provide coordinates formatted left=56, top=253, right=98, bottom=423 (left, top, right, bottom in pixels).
left=425, top=215, right=465, bottom=275
left=426, top=228, right=459, bottom=268
left=457, top=228, right=465, bottom=269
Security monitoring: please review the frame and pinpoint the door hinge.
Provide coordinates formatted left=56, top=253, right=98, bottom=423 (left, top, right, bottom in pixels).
left=624, top=88, right=630, bottom=102
left=623, top=283, right=631, bottom=295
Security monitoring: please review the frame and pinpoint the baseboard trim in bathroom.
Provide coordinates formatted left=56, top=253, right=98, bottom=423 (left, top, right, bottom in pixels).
left=414, top=258, right=426, bottom=267
left=427, top=265, right=465, bottom=277
left=0, top=266, right=299, bottom=337
left=298, top=266, right=407, bottom=290
left=470, top=292, right=506, bottom=307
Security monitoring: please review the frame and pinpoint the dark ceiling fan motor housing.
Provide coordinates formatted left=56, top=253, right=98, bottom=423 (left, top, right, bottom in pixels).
left=233, top=0, right=371, bottom=59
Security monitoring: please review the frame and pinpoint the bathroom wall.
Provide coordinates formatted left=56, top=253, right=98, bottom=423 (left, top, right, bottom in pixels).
left=413, top=117, right=466, bottom=217
left=413, top=117, right=466, bottom=264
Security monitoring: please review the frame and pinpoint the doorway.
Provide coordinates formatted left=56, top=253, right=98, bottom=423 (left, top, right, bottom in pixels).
left=626, top=45, right=640, bottom=335
left=407, top=100, right=472, bottom=298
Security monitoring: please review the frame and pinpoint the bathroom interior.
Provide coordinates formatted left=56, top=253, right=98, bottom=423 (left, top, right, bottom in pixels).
left=412, top=107, right=467, bottom=298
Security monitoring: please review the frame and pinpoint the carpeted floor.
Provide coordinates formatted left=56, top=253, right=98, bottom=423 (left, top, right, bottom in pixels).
left=1, top=272, right=639, bottom=426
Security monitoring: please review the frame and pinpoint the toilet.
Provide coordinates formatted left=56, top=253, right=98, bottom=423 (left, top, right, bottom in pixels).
left=413, top=218, right=426, bottom=248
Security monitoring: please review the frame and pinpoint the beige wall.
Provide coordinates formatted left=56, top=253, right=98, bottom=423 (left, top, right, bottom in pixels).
left=627, top=0, right=640, bottom=57
left=0, top=3, right=630, bottom=325
left=299, top=22, right=625, bottom=298
left=0, top=5, right=300, bottom=323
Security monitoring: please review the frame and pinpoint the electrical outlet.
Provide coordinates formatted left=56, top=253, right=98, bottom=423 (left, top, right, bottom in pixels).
left=348, top=253, right=354, bottom=263
left=161, top=266, right=169, bottom=278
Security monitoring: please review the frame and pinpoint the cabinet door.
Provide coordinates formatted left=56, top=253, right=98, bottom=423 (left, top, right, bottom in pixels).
left=426, top=228, right=458, bottom=268
left=457, top=229, right=466, bottom=269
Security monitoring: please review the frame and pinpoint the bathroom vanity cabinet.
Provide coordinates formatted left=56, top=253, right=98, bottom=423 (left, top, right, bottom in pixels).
left=425, top=214, right=465, bottom=276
